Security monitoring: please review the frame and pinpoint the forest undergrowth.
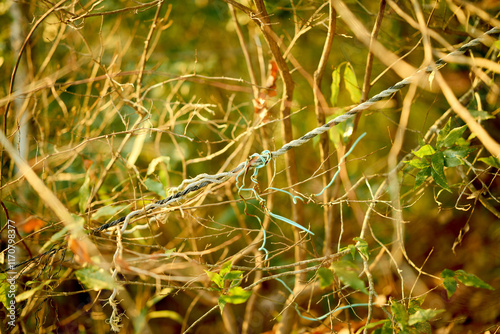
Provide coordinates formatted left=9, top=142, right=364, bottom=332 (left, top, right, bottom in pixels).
left=1, top=1, right=500, bottom=333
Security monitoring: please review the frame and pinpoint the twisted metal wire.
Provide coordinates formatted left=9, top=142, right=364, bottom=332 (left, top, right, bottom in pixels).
left=93, top=27, right=499, bottom=233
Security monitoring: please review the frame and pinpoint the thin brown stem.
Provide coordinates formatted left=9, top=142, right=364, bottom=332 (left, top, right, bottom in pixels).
left=313, top=0, right=336, bottom=256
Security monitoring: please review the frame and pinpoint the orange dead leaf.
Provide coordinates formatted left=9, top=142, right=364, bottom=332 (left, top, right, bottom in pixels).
left=83, top=159, right=93, bottom=170
left=22, top=217, right=46, bottom=233
left=68, top=236, right=93, bottom=266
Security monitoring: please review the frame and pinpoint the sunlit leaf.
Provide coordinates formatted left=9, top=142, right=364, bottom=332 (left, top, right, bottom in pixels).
left=479, top=156, right=500, bottom=168
left=220, top=260, right=233, bottom=277
left=205, top=270, right=223, bottom=289
left=439, top=124, right=467, bottom=148
left=404, top=158, right=429, bottom=169
left=413, top=145, right=436, bottom=158
left=454, top=270, right=494, bottom=290
left=330, top=64, right=344, bottom=106
left=354, top=237, right=369, bottom=260
left=0, top=275, right=9, bottom=308
left=408, top=309, right=445, bottom=325
left=219, top=287, right=252, bottom=307
left=344, top=63, right=361, bottom=103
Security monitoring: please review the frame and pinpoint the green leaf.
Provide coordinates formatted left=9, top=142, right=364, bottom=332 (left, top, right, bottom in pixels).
left=326, top=113, right=342, bottom=146
left=344, top=63, right=361, bottom=103
left=91, top=204, right=128, bottom=220
left=479, top=156, right=500, bottom=168
left=408, top=295, right=426, bottom=310
left=413, top=145, right=436, bottom=158
left=144, top=178, right=166, bottom=197
left=390, top=300, right=408, bottom=327
left=443, top=277, right=457, bottom=298
left=354, top=237, right=369, bottom=260
left=220, top=260, right=233, bottom=277
left=339, top=118, right=355, bottom=144
left=219, top=286, right=252, bottom=306
left=414, top=166, right=431, bottom=189
left=431, top=152, right=451, bottom=192
left=317, top=267, right=334, bottom=289
left=408, top=309, right=445, bottom=326
left=455, top=270, right=494, bottom=290
left=224, top=271, right=243, bottom=283
left=205, top=271, right=223, bottom=289
left=439, top=124, right=467, bottom=148
left=443, top=147, right=474, bottom=167
left=468, top=109, right=495, bottom=120
left=440, top=269, right=455, bottom=278
left=331, top=261, right=368, bottom=294
left=436, top=119, right=452, bottom=144
left=75, top=266, right=122, bottom=291
left=404, top=158, right=429, bottom=169
left=330, top=64, right=343, bottom=106
left=218, top=298, right=227, bottom=314
left=348, top=244, right=356, bottom=259
left=442, top=151, right=463, bottom=167
left=0, top=275, right=9, bottom=308
left=79, top=171, right=91, bottom=214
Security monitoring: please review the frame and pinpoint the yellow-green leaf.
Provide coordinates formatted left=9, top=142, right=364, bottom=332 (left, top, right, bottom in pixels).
left=413, top=145, right=436, bottom=158
left=330, top=64, right=344, bottom=106
left=75, top=266, right=121, bottom=291
left=344, top=63, right=361, bottom=103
